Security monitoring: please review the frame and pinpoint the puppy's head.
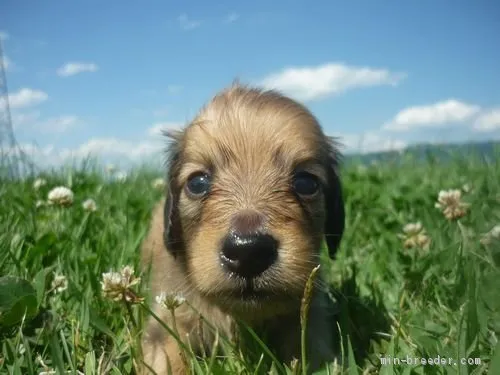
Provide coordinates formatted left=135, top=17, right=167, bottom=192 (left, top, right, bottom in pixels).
left=163, top=84, right=344, bottom=319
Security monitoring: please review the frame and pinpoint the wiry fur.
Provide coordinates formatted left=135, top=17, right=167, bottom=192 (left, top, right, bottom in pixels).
left=140, top=83, right=345, bottom=374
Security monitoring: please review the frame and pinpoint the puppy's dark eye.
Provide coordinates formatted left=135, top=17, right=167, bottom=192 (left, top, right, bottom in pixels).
left=292, top=172, right=319, bottom=196
left=186, top=173, right=211, bottom=197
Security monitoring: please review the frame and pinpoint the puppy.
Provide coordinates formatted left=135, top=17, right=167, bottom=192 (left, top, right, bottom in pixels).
left=140, top=83, right=345, bottom=374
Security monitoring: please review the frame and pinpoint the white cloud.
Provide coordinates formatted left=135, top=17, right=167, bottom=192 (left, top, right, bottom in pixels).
left=18, top=143, right=55, bottom=158
left=473, top=108, right=500, bottom=132
left=148, top=122, right=183, bottom=137
left=56, top=62, right=99, bottom=77
left=383, top=100, right=481, bottom=132
left=4, top=88, right=48, bottom=109
left=11, top=111, right=41, bottom=128
left=259, top=62, right=406, bottom=101
left=224, top=13, right=240, bottom=23
left=0, top=31, right=8, bottom=41
left=1, top=143, right=58, bottom=170
left=2, top=138, right=163, bottom=169
left=38, top=115, right=79, bottom=133
left=178, top=14, right=201, bottom=30
left=334, top=131, right=407, bottom=154
left=62, top=138, right=163, bottom=160
left=11, top=111, right=79, bottom=133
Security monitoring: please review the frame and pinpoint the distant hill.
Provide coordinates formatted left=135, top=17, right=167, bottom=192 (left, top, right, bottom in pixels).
left=344, top=139, right=500, bottom=166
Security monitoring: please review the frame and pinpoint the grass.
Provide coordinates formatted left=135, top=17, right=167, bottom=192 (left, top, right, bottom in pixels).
left=1, top=151, right=499, bottom=374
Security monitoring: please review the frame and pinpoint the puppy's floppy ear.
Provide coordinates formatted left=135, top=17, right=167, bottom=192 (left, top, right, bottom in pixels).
left=323, top=136, right=345, bottom=259
left=162, top=128, right=185, bottom=257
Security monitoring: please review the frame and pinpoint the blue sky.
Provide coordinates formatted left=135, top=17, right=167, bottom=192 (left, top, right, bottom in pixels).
left=1, top=0, right=499, bottom=167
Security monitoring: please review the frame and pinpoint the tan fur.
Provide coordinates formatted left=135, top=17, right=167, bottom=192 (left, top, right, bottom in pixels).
left=140, top=83, right=344, bottom=374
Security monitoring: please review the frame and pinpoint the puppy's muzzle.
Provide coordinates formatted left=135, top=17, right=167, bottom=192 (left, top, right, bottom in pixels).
left=220, top=210, right=278, bottom=279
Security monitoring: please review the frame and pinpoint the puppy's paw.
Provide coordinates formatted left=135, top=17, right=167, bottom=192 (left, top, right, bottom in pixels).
left=141, top=334, right=189, bottom=375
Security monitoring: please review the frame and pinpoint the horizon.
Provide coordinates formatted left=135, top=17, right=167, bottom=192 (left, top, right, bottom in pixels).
left=1, top=0, right=499, bottom=168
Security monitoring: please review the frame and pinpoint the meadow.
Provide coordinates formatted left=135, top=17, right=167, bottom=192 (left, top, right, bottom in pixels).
left=1, top=150, right=499, bottom=375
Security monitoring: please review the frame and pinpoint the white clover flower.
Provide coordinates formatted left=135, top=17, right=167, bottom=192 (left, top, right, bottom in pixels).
left=490, top=225, right=500, bottom=238
left=156, top=291, right=186, bottom=311
left=36, top=355, right=55, bottom=375
left=47, top=186, right=74, bottom=207
left=82, top=198, right=97, bottom=212
left=398, top=221, right=431, bottom=250
left=105, top=164, right=116, bottom=174
left=435, top=189, right=469, bottom=220
left=33, top=178, right=47, bottom=191
left=114, top=171, right=127, bottom=182
left=51, top=274, right=68, bottom=293
left=35, top=200, right=46, bottom=208
left=480, top=224, right=500, bottom=246
left=101, top=265, right=143, bottom=303
left=402, top=222, right=423, bottom=235
left=152, top=178, right=166, bottom=190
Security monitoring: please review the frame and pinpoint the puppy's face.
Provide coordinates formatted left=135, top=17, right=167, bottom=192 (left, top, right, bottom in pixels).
left=164, top=86, right=344, bottom=319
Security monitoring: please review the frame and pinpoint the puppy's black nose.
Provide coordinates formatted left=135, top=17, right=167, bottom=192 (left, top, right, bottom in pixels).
left=220, top=232, right=278, bottom=278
